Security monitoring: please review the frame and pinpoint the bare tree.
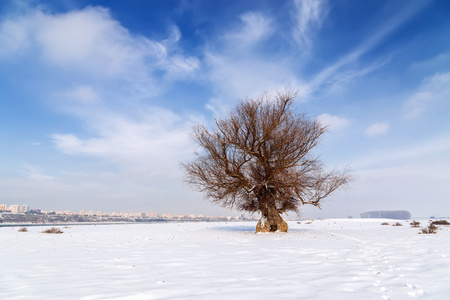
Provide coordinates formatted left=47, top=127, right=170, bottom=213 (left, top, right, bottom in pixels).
left=183, top=90, right=351, bottom=233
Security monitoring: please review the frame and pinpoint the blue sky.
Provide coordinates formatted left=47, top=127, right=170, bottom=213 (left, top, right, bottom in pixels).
left=1, top=0, right=449, bottom=218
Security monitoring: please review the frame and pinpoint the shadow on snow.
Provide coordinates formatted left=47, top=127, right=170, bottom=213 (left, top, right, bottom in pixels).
left=210, top=225, right=308, bottom=233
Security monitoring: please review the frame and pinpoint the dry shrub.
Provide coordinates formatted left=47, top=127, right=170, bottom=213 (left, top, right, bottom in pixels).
left=420, top=224, right=438, bottom=234
left=305, top=222, right=312, bottom=224
left=410, top=220, right=420, bottom=228
left=18, top=227, right=28, bottom=232
left=392, top=222, right=403, bottom=226
left=42, top=227, right=63, bottom=234
left=381, top=222, right=389, bottom=225
left=431, top=220, right=450, bottom=226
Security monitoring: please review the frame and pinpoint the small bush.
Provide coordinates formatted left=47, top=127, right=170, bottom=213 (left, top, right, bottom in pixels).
left=42, top=227, right=63, bottom=234
left=305, top=222, right=312, bottom=224
left=431, top=220, right=450, bottom=226
left=410, top=220, right=420, bottom=227
left=381, top=222, right=389, bottom=225
left=420, top=224, right=438, bottom=234
left=392, top=222, right=403, bottom=226
left=18, top=227, right=28, bottom=232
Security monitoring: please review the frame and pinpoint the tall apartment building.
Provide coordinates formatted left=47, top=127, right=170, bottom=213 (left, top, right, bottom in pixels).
left=9, top=205, right=30, bottom=214
left=0, top=204, right=8, bottom=211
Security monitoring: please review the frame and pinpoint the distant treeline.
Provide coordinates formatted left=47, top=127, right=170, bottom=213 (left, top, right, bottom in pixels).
left=360, top=210, right=411, bottom=220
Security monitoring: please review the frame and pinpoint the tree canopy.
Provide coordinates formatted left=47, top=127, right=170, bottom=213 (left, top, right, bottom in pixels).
left=183, top=90, right=350, bottom=232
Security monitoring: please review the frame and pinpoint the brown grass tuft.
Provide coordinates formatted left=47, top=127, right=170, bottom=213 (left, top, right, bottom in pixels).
left=381, top=222, right=389, bottom=225
left=420, top=224, right=438, bottom=234
left=18, top=227, right=28, bottom=232
left=392, top=222, right=403, bottom=226
left=41, top=227, right=63, bottom=234
left=431, top=220, right=450, bottom=226
left=410, top=220, right=420, bottom=228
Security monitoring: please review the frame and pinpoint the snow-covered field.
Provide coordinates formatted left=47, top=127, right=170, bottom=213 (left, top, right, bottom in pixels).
left=1, top=219, right=449, bottom=300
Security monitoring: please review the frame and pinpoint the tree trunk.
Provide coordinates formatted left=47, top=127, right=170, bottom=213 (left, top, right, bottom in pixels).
left=255, top=202, right=288, bottom=233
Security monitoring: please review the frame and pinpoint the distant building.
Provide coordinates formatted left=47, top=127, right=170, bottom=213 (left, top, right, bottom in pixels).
left=9, top=204, right=30, bottom=214
left=360, top=210, right=411, bottom=220
left=147, top=212, right=159, bottom=218
left=161, top=213, right=173, bottom=219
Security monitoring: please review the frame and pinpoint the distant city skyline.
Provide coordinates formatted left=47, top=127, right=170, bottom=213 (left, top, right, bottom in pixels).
left=0, top=202, right=267, bottom=225
left=0, top=202, right=253, bottom=219
left=1, top=0, right=450, bottom=219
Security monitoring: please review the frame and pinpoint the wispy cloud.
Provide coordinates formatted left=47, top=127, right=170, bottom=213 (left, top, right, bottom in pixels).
left=292, top=0, right=328, bottom=48
left=404, top=72, right=450, bottom=118
left=0, top=6, right=199, bottom=94
left=0, top=4, right=205, bottom=213
left=364, top=122, right=389, bottom=137
left=409, top=52, right=450, bottom=74
left=62, top=85, right=102, bottom=104
left=306, top=1, right=428, bottom=95
left=225, top=12, right=273, bottom=46
left=316, top=113, right=350, bottom=132
left=51, top=107, right=195, bottom=177
left=203, top=11, right=300, bottom=109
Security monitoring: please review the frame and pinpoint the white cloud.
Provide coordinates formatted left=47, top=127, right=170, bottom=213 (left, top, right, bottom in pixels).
left=205, top=97, right=232, bottom=118
left=0, top=15, right=32, bottom=57
left=205, top=52, right=300, bottom=99
left=63, top=85, right=101, bottom=104
left=292, top=0, right=328, bottom=47
left=201, top=10, right=300, bottom=102
left=326, top=58, right=391, bottom=94
left=225, top=12, right=273, bottom=46
left=364, top=122, right=389, bottom=137
left=316, top=113, right=350, bottom=131
left=0, top=4, right=207, bottom=214
left=165, top=55, right=200, bottom=80
left=203, top=2, right=421, bottom=103
left=0, top=6, right=199, bottom=87
left=404, top=72, right=450, bottom=118
left=307, top=2, right=428, bottom=95
left=409, top=52, right=450, bottom=73
left=51, top=107, right=195, bottom=178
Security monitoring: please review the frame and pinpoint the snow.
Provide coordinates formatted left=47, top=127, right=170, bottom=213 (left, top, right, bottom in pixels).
left=1, top=219, right=449, bottom=299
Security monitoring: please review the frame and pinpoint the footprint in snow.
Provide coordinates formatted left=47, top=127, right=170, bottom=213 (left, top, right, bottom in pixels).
left=405, top=283, right=424, bottom=297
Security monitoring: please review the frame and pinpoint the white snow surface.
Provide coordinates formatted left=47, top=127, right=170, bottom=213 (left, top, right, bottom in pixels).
left=1, top=219, right=449, bottom=299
